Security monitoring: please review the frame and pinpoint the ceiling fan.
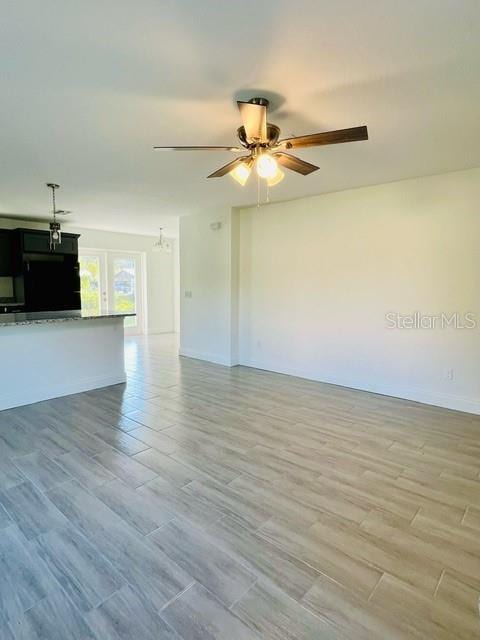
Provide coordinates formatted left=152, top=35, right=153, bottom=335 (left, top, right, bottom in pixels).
left=154, top=97, right=368, bottom=187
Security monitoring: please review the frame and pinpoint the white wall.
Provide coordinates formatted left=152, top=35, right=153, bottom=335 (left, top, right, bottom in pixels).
left=0, top=218, right=177, bottom=334
left=179, top=167, right=480, bottom=414
left=179, top=206, right=239, bottom=365
left=238, top=168, right=480, bottom=414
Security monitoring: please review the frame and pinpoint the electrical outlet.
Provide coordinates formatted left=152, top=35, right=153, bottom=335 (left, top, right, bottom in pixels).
left=446, top=368, right=455, bottom=381
left=184, top=290, right=192, bottom=298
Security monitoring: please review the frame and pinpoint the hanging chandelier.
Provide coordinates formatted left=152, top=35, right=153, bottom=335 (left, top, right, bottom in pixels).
left=153, top=227, right=172, bottom=253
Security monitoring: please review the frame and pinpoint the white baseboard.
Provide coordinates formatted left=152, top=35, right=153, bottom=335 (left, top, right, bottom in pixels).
left=179, top=347, right=234, bottom=367
left=147, top=328, right=176, bottom=335
left=239, top=357, right=480, bottom=416
left=0, top=372, right=126, bottom=412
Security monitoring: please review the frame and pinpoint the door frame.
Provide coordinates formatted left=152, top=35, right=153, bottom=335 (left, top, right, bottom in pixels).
left=79, top=248, right=147, bottom=336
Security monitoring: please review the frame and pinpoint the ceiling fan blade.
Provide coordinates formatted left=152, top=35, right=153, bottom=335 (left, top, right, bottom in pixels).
left=207, top=156, right=251, bottom=178
left=0, top=212, right=72, bottom=223
left=237, top=101, right=267, bottom=143
left=278, top=126, right=368, bottom=149
left=273, top=152, right=319, bottom=176
left=153, top=145, right=242, bottom=151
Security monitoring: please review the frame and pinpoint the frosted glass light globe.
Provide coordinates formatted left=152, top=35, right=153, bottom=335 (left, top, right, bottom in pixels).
left=256, top=154, right=278, bottom=179
left=230, top=162, right=251, bottom=186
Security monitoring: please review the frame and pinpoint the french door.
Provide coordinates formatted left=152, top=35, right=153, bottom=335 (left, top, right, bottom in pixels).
left=79, top=250, right=144, bottom=335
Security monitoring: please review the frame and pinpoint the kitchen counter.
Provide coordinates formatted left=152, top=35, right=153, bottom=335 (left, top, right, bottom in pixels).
left=0, top=309, right=135, bottom=327
left=0, top=310, right=135, bottom=411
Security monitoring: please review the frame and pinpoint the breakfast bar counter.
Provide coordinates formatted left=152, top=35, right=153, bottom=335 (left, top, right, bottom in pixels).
left=0, top=310, right=134, bottom=410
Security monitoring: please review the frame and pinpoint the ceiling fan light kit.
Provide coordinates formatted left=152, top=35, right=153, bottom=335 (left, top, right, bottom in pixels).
left=266, top=167, right=285, bottom=187
left=230, top=157, right=254, bottom=186
left=154, top=96, right=368, bottom=191
left=256, top=152, right=278, bottom=179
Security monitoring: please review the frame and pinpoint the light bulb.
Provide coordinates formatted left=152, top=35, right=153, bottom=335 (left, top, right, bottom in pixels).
left=256, top=154, right=278, bottom=179
left=229, top=162, right=251, bottom=186
left=267, top=167, right=285, bottom=187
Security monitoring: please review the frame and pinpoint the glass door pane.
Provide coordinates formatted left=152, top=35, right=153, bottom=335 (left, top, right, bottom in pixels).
left=79, top=255, right=102, bottom=314
left=80, top=249, right=143, bottom=334
left=112, top=256, right=138, bottom=329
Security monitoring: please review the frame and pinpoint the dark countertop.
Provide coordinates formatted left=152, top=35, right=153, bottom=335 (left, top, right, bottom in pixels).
left=0, top=309, right=136, bottom=327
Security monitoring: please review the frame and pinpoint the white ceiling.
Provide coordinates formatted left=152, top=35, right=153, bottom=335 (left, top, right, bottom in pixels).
left=1, top=0, right=479, bottom=237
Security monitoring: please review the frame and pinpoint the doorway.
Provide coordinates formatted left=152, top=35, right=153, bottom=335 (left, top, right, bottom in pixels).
left=79, top=249, right=145, bottom=335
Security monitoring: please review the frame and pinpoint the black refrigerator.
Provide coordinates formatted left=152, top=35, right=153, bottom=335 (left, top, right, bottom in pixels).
left=22, top=253, right=81, bottom=311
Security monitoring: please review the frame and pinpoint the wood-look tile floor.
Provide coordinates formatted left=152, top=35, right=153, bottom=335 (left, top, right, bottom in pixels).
left=1, top=333, right=480, bottom=639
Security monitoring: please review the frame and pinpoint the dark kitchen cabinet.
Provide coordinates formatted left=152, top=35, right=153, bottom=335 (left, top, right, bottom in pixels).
left=21, top=229, right=79, bottom=255
left=22, top=231, right=51, bottom=254
left=0, top=230, right=13, bottom=276
left=0, top=303, right=24, bottom=314
left=0, top=227, right=81, bottom=312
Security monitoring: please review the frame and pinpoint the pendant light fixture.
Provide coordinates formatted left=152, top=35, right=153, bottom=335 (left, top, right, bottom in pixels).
left=46, top=182, right=62, bottom=250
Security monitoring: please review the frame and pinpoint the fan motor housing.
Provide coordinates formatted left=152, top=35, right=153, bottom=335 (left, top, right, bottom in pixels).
left=237, top=123, right=280, bottom=148
left=248, top=97, right=270, bottom=107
